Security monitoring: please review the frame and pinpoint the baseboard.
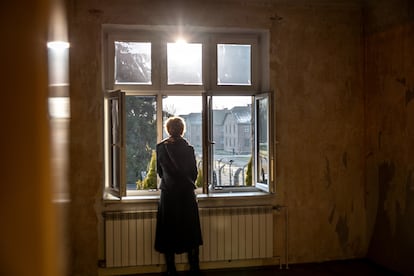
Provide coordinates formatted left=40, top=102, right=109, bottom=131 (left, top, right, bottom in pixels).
left=98, top=257, right=282, bottom=275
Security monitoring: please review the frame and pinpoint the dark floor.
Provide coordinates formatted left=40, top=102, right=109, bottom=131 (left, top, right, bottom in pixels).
left=140, top=259, right=401, bottom=276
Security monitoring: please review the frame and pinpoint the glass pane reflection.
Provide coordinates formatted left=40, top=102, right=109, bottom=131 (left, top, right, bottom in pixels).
left=256, top=97, right=268, bottom=185
left=125, top=96, right=157, bottom=190
left=115, top=42, right=151, bottom=84
left=167, top=43, right=202, bottom=85
left=217, top=44, right=251, bottom=86
left=211, top=96, right=252, bottom=189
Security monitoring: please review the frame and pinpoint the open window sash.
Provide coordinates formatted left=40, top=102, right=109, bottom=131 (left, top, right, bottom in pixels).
left=254, top=93, right=271, bottom=192
left=104, top=90, right=126, bottom=198
left=202, top=94, right=213, bottom=193
left=204, top=92, right=272, bottom=193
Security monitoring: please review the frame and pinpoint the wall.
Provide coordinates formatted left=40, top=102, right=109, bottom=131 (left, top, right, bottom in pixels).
left=68, top=1, right=367, bottom=275
left=272, top=4, right=367, bottom=263
left=364, top=0, right=414, bottom=275
left=0, top=1, right=60, bottom=276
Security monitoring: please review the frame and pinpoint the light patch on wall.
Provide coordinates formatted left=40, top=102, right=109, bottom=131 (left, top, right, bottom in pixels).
left=47, top=41, right=70, bottom=50
left=49, top=97, right=70, bottom=119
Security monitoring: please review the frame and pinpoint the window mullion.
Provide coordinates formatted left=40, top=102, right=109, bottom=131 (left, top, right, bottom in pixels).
left=202, top=93, right=212, bottom=194
left=156, top=94, right=164, bottom=143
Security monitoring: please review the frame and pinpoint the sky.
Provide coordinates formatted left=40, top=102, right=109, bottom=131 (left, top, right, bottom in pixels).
left=163, top=96, right=251, bottom=115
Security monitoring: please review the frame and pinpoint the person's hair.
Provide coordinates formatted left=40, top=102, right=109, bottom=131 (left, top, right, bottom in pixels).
left=165, top=116, right=186, bottom=137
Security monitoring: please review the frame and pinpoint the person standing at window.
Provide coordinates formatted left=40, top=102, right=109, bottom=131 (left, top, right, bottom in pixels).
left=155, top=116, right=203, bottom=275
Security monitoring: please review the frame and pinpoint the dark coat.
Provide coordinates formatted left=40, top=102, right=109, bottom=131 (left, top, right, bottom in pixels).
left=154, top=137, right=203, bottom=254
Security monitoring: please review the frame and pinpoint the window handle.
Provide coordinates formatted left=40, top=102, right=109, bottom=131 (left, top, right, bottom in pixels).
left=209, top=140, right=216, bottom=145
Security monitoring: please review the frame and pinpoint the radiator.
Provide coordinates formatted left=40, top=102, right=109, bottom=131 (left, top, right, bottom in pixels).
left=104, top=206, right=274, bottom=268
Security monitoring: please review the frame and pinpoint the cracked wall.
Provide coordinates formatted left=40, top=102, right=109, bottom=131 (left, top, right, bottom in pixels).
left=68, top=1, right=369, bottom=275
left=365, top=0, right=414, bottom=274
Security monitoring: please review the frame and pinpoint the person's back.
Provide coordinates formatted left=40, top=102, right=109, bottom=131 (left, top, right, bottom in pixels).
left=154, top=117, right=203, bottom=275
left=156, top=137, right=197, bottom=192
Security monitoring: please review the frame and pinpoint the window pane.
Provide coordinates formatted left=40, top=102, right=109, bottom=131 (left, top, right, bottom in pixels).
left=162, top=96, right=203, bottom=188
left=125, top=96, right=157, bottom=190
left=217, top=44, right=251, bottom=86
left=110, top=98, right=121, bottom=192
left=167, top=43, right=202, bottom=85
left=115, top=42, right=151, bottom=84
left=211, top=96, right=252, bottom=190
left=256, top=97, right=268, bottom=185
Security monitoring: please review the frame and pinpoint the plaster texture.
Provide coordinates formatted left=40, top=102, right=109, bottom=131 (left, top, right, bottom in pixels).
left=364, top=1, right=414, bottom=274
left=67, top=0, right=412, bottom=275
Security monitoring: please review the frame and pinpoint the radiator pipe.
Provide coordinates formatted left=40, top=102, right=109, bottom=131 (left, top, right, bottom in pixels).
left=273, top=204, right=289, bottom=269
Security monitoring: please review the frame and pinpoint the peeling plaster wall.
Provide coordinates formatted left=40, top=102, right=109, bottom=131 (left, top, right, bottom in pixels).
left=364, top=0, right=414, bottom=275
left=68, top=1, right=367, bottom=275
left=272, top=5, right=366, bottom=264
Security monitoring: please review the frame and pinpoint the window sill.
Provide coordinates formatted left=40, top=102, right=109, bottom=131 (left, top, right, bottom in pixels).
left=103, top=189, right=274, bottom=210
left=103, top=193, right=159, bottom=202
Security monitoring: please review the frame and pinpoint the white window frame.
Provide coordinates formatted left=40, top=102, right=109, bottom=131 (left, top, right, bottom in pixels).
left=104, top=29, right=162, bottom=92
left=102, top=25, right=273, bottom=199
left=161, top=38, right=208, bottom=92
left=210, top=34, right=260, bottom=92
left=254, top=93, right=272, bottom=192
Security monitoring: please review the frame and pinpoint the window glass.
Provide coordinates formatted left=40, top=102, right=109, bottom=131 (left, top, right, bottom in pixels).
left=167, top=43, right=202, bottom=85
left=104, top=28, right=271, bottom=198
left=162, top=96, right=203, bottom=188
left=217, top=44, right=251, bottom=86
left=115, top=42, right=151, bottom=84
left=210, top=96, right=253, bottom=190
left=125, top=96, right=157, bottom=191
left=256, top=96, right=269, bottom=186
left=110, top=98, right=121, bottom=192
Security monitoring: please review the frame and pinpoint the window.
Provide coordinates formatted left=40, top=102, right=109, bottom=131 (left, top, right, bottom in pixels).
left=114, top=42, right=151, bottom=85
left=255, top=94, right=270, bottom=190
left=103, top=26, right=272, bottom=198
left=167, top=42, right=202, bottom=85
left=217, top=44, right=251, bottom=86
left=210, top=96, right=252, bottom=189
